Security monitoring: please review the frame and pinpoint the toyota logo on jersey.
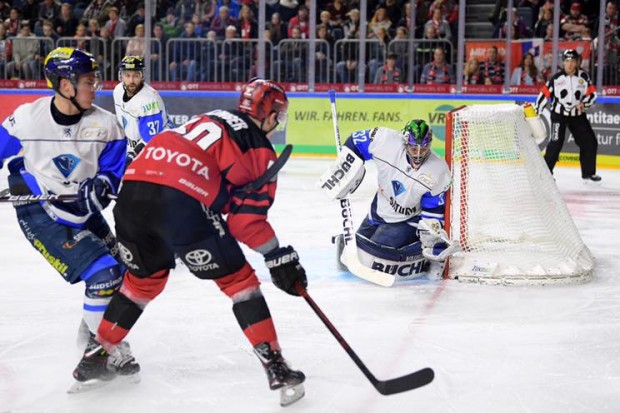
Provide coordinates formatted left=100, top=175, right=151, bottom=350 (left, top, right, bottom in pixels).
left=118, top=242, right=139, bottom=271
left=142, top=146, right=210, bottom=179
left=184, top=249, right=220, bottom=271
left=185, top=249, right=212, bottom=265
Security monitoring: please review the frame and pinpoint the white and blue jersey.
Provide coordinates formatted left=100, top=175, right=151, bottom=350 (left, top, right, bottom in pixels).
left=0, top=96, right=126, bottom=226
left=113, top=82, right=171, bottom=149
left=344, top=127, right=451, bottom=226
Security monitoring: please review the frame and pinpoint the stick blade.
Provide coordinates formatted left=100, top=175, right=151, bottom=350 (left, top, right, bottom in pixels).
left=340, top=247, right=395, bottom=287
left=374, top=367, right=435, bottom=395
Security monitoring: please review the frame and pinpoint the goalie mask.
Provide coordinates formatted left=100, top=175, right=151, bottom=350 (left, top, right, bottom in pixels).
left=402, top=119, right=432, bottom=169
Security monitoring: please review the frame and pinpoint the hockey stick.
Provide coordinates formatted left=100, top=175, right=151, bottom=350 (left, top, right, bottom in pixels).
left=0, top=190, right=118, bottom=203
left=233, top=144, right=293, bottom=197
left=328, top=90, right=395, bottom=287
left=1, top=146, right=292, bottom=204
left=295, top=282, right=434, bottom=394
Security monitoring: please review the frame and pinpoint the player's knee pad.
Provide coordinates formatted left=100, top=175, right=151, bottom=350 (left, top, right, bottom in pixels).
left=214, top=263, right=260, bottom=299
left=175, top=233, right=246, bottom=280
left=116, top=238, right=158, bottom=278
left=120, top=269, right=169, bottom=306
left=83, top=264, right=123, bottom=299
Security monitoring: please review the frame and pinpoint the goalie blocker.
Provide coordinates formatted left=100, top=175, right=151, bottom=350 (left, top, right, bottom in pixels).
left=318, top=146, right=366, bottom=200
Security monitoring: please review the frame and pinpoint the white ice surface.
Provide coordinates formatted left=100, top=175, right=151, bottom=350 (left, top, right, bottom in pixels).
left=1, top=158, right=619, bottom=413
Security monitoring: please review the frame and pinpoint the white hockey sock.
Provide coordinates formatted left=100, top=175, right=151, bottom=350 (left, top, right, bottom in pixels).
left=82, top=295, right=113, bottom=336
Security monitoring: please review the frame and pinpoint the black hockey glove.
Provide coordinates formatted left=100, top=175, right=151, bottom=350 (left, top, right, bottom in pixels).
left=125, top=141, right=146, bottom=168
left=78, top=175, right=113, bottom=214
left=264, top=246, right=308, bottom=296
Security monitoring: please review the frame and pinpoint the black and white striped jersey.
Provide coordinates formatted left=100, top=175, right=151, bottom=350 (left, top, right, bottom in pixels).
left=535, top=69, right=597, bottom=117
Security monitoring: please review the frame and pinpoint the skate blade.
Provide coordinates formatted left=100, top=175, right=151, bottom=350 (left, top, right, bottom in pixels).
left=67, top=378, right=113, bottom=394
left=67, top=372, right=141, bottom=394
left=280, top=383, right=305, bottom=407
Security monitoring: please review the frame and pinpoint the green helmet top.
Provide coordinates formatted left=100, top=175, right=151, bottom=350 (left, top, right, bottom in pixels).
left=401, top=119, right=432, bottom=147
left=401, top=119, right=432, bottom=168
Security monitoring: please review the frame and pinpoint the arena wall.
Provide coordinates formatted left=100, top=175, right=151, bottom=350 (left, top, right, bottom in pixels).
left=2, top=90, right=619, bottom=169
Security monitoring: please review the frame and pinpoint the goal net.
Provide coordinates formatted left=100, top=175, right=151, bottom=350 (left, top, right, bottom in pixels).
left=445, top=104, right=593, bottom=285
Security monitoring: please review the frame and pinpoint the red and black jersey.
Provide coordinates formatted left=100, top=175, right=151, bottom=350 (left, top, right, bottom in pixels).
left=124, top=109, right=278, bottom=251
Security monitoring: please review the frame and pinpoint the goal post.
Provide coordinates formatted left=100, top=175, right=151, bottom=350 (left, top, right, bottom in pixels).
left=444, top=104, right=593, bottom=285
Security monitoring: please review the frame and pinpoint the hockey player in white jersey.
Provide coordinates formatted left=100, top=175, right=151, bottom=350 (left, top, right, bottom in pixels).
left=113, top=55, right=171, bottom=165
left=319, top=119, right=454, bottom=282
left=0, top=47, right=139, bottom=389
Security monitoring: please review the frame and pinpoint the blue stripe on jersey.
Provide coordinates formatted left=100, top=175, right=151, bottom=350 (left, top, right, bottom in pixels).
left=138, top=112, right=165, bottom=143
left=0, top=125, right=23, bottom=166
left=420, top=191, right=446, bottom=210
left=420, top=191, right=446, bottom=222
left=80, top=254, right=118, bottom=282
left=344, top=129, right=373, bottom=161
left=98, top=138, right=127, bottom=192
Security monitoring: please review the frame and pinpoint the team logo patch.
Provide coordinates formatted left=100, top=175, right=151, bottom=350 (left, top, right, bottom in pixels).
left=185, top=249, right=212, bottom=266
left=52, top=154, right=80, bottom=178
left=184, top=249, right=219, bottom=272
left=391, top=180, right=405, bottom=196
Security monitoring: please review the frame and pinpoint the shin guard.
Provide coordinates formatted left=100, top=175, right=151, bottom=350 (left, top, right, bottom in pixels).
left=215, top=264, right=279, bottom=349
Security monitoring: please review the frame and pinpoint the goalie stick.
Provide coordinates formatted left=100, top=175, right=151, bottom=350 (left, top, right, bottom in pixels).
left=328, top=90, right=395, bottom=287
left=1, top=145, right=293, bottom=204
left=295, top=281, right=435, bottom=395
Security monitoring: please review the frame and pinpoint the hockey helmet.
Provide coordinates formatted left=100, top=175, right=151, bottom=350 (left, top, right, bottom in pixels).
left=44, top=47, right=100, bottom=92
left=402, top=119, right=432, bottom=168
left=239, top=78, right=288, bottom=127
left=119, top=55, right=145, bottom=78
left=562, top=49, right=579, bottom=62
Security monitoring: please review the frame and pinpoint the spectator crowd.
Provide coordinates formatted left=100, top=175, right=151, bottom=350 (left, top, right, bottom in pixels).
left=0, top=0, right=618, bottom=86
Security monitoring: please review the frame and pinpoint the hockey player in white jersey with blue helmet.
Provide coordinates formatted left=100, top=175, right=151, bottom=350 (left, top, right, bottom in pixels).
left=113, top=55, right=171, bottom=166
left=0, top=47, right=139, bottom=388
left=319, top=119, right=454, bottom=283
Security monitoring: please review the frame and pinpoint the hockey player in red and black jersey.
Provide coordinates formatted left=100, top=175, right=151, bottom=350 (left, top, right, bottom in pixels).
left=71, top=78, right=308, bottom=404
left=535, top=49, right=601, bottom=183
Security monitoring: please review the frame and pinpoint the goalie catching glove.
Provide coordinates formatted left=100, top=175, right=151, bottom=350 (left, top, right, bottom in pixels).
left=418, top=219, right=455, bottom=262
left=318, top=146, right=366, bottom=200
left=264, top=246, right=307, bottom=296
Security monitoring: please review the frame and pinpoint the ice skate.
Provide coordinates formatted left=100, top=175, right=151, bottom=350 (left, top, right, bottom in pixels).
left=254, top=342, right=305, bottom=406
left=583, top=175, right=602, bottom=185
left=68, top=338, right=140, bottom=394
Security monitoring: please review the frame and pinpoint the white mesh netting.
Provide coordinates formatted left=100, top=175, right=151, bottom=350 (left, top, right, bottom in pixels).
left=447, top=104, right=593, bottom=285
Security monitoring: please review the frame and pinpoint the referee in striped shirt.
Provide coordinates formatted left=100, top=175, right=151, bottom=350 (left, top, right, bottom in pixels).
left=535, top=49, right=600, bottom=182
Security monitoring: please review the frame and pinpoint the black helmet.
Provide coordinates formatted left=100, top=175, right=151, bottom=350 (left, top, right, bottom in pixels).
left=118, top=55, right=145, bottom=79
left=562, top=49, right=579, bottom=62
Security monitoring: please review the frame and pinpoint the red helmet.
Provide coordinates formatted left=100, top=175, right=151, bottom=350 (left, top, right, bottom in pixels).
left=239, top=78, right=288, bottom=124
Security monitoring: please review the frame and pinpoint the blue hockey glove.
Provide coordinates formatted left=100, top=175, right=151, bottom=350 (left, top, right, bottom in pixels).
left=78, top=175, right=113, bottom=213
left=264, top=246, right=308, bottom=296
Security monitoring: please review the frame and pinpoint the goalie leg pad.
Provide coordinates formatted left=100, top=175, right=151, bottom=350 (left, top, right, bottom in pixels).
left=318, top=146, right=366, bottom=200
left=357, top=247, right=427, bottom=280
